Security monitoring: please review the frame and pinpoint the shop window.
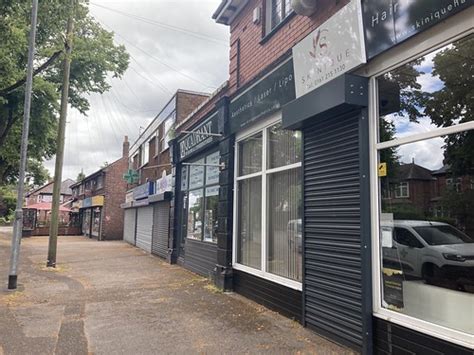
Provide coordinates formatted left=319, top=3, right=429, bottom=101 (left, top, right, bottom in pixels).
left=265, top=0, right=292, bottom=34
left=235, top=120, right=302, bottom=286
left=375, top=34, right=473, bottom=340
left=180, top=151, right=220, bottom=243
left=393, top=182, right=409, bottom=198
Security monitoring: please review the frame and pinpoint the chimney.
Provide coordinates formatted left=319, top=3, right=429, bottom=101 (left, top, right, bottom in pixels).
left=122, top=136, right=130, bottom=158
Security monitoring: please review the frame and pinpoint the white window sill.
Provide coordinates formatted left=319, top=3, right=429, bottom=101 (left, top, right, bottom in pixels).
left=373, top=308, right=473, bottom=349
left=233, top=263, right=302, bottom=291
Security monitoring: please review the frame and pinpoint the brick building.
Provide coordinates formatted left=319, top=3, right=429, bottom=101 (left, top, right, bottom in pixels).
left=208, top=1, right=473, bottom=354
left=122, top=90, right=211, bottom=257
left=71, top=136, right=129, bottom=240
left=25, top=178, right=75, bottom=207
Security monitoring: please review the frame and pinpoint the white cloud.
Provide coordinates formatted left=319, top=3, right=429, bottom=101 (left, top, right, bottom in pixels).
left=45, top=0, right=230, bottom=181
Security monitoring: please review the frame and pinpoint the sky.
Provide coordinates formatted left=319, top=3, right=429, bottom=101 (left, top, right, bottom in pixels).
left=44, top=0, right=230, bottom=181
left=383, top=47, right=448, bottom=172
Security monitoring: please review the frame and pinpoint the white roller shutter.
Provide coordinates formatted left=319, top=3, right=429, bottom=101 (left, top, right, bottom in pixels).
left=123, top=209, right=136, bottom=245
left=136, top=206, right=153, bottom=253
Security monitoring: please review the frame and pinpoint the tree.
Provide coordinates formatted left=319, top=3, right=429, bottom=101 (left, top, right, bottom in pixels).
left=423, top=35, right=474, bottom=176
left=76, top=169, right=85, bottom=182
left=0, top=0, right=129, bottom=184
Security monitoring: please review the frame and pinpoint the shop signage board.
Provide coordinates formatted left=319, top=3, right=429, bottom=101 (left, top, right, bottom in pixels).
left=363, top=0, right=471, bottom=59
left=125, top=191, right=134, bottom=204
left=83, top=197, right=92, bottom=208
left=133, top=181, right=155, bottom=200
left=91, top=195, right=104, bottom=207
left=156, top=171, right=172, bottom=195
left=229, top=58, right=295, bottom=134
left=292, top=0, right=366, bottom=98
left=178, top=113, right=219, bottom=161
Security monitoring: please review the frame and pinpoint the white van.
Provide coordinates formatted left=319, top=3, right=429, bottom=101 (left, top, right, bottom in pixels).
left=381, top=220, right=474, bottom=291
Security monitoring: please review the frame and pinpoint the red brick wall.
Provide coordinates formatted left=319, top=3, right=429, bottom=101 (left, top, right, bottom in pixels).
left=228, top=0, right=349, bottom=95
left=101, top=156, right=129, bottom=240
left=176, top=84, right=229, bottom=134
left=137, top=92, right=210, bottom=185
left=176, top=91, right=209, bottom=125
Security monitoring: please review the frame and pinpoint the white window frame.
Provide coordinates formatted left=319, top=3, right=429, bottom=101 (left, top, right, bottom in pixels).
left=161, top=112, right=176, bottom=153
left=394, top=182, right=409, bottom=198
left=366, top=20, right=474, bottom=349
left=140, top=142, right=150, bottom=168
left=265, top=0, right=293, bottom=35
left=232, top=111, right=302, bottom=291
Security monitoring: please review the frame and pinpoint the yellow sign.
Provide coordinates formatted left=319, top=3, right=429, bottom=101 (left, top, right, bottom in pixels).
left=91, top=195, right=104, bottom=207
left=378, top=162, right=387, bottom=177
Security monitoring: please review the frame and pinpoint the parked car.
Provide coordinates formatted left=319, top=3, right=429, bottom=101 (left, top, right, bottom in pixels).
left=382, top=220, right=474, bottom=291
left=287, top=219, right=302, bottom=254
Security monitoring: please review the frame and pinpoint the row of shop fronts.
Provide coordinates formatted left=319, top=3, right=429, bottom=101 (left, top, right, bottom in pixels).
left=122, top=1, right=473, bottom=353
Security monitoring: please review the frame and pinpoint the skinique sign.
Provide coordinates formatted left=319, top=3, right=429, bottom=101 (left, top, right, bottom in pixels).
left=229, top=58, right=295, bottom=134
left=363, top=0, right=472, bottom=59
left=178, top=113, right=219, bottom=161
left=292, top=0, right=366, bottom=98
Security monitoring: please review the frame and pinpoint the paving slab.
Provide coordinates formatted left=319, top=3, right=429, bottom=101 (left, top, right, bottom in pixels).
left=0, top=228, right=353, bottom=354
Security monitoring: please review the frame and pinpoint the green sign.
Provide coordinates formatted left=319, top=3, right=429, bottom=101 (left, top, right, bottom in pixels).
left=123, top=169, right=139, bottom=184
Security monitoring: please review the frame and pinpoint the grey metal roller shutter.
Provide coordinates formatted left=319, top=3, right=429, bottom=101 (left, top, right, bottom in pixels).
left=136, top=206, right=153, bottom=253
left=303, top=110, right=367, bottom=351
left=123, top=209, right=136, bottom=245
left=151, top=202, right=170, bottom=259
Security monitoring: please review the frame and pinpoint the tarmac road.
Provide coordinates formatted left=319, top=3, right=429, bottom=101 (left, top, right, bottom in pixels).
left=0, top=228, right=352, bottom=355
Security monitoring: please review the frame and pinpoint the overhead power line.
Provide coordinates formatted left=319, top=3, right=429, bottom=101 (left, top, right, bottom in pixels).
left=95, top=17, right=215, bottom=89
left=89, top=2, right=228, bottom=46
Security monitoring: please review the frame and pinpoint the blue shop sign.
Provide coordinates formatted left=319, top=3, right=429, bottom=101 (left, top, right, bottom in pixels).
left=83, top=197, right=92, bottom=208
left=133, top=181, right=155, bottom=200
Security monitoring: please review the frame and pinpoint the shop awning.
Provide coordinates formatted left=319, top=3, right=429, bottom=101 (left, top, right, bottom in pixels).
left=282, top=74, right=368, bottom=130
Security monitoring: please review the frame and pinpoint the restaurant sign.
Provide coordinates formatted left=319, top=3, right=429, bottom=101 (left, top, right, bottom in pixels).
left=363, top=0, right=471, bottom=59
left=229, top=58, right=295, bottom=134
left=293, top=0, right=366, bottom=98
left=178, top=113, right=219, bottom=161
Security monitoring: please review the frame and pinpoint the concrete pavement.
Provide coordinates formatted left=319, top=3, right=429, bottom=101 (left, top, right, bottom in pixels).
left=0, top=227, right=352, bottom=354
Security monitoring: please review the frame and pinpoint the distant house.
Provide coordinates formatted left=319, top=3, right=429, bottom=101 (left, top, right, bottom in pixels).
left=383, top=161, right=435, bottom=216
left=25, top=179, right=76, bottom=207
left=70, top=136, right=129, bottom=240
left=22, top=179, right=77, bottom=236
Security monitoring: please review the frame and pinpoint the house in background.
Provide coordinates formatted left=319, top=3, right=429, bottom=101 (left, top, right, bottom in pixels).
left=382, top=161, right=434, bottom=218
left=71, top=136, right=129, bottom=240
left=25, top=178, right=75, bottom=207
left=22, top=179, right=78, bottom=236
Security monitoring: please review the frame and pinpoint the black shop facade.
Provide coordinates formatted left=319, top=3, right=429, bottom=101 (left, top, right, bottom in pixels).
left=207, top=1, right=473, bottom=354
left=278, top=2, right=473, bottom=355
left=169, top=104, right=228, bottom=279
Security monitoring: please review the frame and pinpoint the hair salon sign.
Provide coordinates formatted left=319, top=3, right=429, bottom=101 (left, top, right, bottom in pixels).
left=363, top=0, right=471, bottom=59
left=292, top=0, right=366, bottom=98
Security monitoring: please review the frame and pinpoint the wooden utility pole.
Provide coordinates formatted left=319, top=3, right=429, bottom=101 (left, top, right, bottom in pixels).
left=8, top=0, right=39, bottom=290
left=47, top=0, right=75, bottom=267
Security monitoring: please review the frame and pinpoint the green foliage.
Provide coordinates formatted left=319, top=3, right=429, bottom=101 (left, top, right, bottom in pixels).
left=0, top=0, right=130, bottom=184
left=382, top=202, right=425, bottom=221
left=424, top=35, right=474, bottom=176
left=439, top=189, right=474, bottom=233
left=76, top=169, right=85, bottom=182
left=0, top=184, right=16, bottom=220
